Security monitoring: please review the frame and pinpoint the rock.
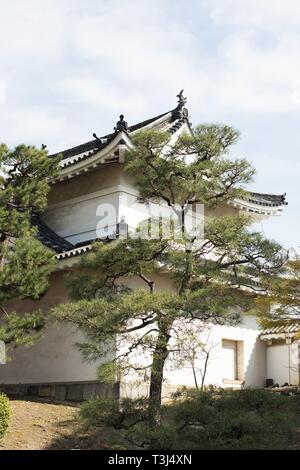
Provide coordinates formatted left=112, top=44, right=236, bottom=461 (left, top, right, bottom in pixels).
left=66, top=384, right=83, bottom=402
left=28, top=386, right=39, bottom=397
left=54, top=385, right=67, bottom=402
left=38, top=386, right=51, bottom=398
left=82, top=384, right=97, bottom=400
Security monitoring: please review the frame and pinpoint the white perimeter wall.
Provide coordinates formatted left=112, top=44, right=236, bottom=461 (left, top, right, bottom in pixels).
left=266, top=342, right=300, bottom=386
left=0, top=324, right=107, bottom=384
left=167, top=316, right=266, bottom=389
left=120, top=315, right=266, bottom=399
left=0, top=271, right=108, bottom=385
left=0, top=308, right=266, bottom=392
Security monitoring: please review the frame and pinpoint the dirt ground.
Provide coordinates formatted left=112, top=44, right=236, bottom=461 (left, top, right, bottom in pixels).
left=0, top=398, right=126, bottom=450
left=1, top=395, right=300, bottom=450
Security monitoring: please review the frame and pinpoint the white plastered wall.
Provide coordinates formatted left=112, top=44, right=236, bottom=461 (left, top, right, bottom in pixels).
left=0, top=323, right=108, bottom=384
left=0, top=271, right=109, bottom=385
left=119, top=314, right=266, bottom=399
left=266, top=341, right=300, bottom=386
left=165, top=316, right=266, bottom=391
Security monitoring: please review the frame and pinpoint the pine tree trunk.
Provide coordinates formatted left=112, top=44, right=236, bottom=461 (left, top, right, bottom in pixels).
left=148, top=317, right=172, bottom=426
left=148, top=210, right=193, bottom=426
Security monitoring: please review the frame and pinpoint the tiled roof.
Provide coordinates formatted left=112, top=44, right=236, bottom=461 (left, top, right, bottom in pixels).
left=34, top=219, right=124, bottom=258
left=49, top=109, right=175, bottom=166
left=260, top=324, right=300, bottom=335
left=49, top=136, right=110, bottom=161
left=127, top=110, right=171, bottom=133
left=55, top=232, right=123, bottom=260
left=32, top=216, right=74, bottom=253
left=246, top=192, right=287, bottom=208
left=55, top=138, right=113, bottom=169
left=55, top=244, right=92, bottom=260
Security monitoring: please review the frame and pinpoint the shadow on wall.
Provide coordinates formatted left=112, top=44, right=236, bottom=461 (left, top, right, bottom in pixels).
left=244, top=337, right=266, bottom=388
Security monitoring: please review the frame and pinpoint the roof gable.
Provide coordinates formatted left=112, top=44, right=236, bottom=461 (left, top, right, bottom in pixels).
left=49, top=108, right=185, bottom=162
left=49, top=93, right=192, bottom=175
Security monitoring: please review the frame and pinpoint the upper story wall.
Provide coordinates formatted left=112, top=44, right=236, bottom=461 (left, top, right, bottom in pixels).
left=43, top=163, right=255, bottom=246
left=44, top=165, right=124, bottom=244
left=48, top=164, right=122, bottom=206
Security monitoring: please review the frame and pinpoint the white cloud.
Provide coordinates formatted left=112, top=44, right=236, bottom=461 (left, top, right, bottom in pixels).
left=0, top=0, right=209, bottom=135
left=0, top=0, right=67, bottom=61
left=213, top=32, right=300, bottom=112
left=199, top=1, right=300, bottom=113
left=60, top=1, right=206, bottom=114
left=1, top=0, right=300, bottom=127
left=203, top=0, right=300, bottom=29
left=0, top=107, right=67, bottom=146
left=73, top=11, right=195, bottom=82
left=57, top=76, right=147, bottom=115
left=0, top=0, right=297, bottom=247
left=0, top=81, right=6, bottom=105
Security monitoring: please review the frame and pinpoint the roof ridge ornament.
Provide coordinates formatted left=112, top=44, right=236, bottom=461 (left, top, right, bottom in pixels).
left=114, top=114, right=129, bottom=133
left=173, top=90, right=189, bottom=120
left=92, top=132, right=102, bottom=143
left=176, top=89, right=187, bottom=109
left=93, top=133, right=108, bottom=146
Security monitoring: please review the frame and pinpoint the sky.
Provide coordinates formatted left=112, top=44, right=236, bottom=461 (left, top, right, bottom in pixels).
left=0, top=0, right=299, bottom=250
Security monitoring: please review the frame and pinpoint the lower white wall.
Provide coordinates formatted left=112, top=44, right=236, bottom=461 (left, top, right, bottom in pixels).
left=266, top=341, right=300, bottom=386
left=167, top=316, right=266, bottom=389
left=0, top=324, right=106, bottom=384
left=0, top=314, right=266, bottom=395
left=120, top=315, right=266, bottom=399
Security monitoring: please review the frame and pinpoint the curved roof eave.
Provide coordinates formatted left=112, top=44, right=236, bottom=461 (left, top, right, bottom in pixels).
left=231, top=193, right=287, bottom=215
left=53, top=131, right=134, bottom=182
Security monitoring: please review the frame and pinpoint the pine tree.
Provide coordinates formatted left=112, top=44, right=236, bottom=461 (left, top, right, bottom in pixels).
left=0, top=144, right=60, bottom=346
left=256, top=255, right=300, bottom=328
left=53, top=126, right=286, bottom=424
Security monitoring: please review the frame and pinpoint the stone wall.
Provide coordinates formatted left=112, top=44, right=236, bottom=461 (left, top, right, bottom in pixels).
left=0, top=381, right=120, bottom=402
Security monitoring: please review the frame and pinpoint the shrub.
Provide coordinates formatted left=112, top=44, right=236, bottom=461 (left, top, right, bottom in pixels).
left=78, top=388, right=298, bottom=449
left=80, top=397, right=148, bottom=429
left=0, top=393, right=10, bottom=439
left=164, top=387, right=297, bottom=449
